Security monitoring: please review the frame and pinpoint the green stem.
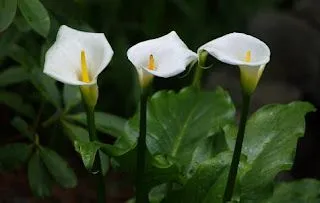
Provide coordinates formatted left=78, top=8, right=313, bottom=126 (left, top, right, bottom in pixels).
left=83, top=103, right=106, bottom=203
left=192, top=64, right=203, bottom=89
left=136, top=90, right=148, bottom=203
left=223, top=93, right=251, bottom=202
left=192, top=51, right=208, bottom=89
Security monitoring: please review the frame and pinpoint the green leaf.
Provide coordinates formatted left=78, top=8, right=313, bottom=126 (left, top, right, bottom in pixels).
left=235, top=102, right=315, bottom=201
left=0, top=143, right=32, bottom=171
left=61, top=121, right=89, bottom=142
left=30, top=69, right=61, bottom=108
left=39, top=146, right=77, bottom=188
left=0, top=66, right=29, bottom=87
left=18, top=0, right=50, bottom=37
left=13, top=14, right=31, bottom=32
left=99, top=150, right=109, bottom=176
left=28, top=151, right=52, bottom=197
left=0, top=91, right=35, bottom=118
left=67, top=112, right=127, bottom=138
left=130, top=86, right=235, bottom=169
left=0, top=27, right=21, bottom=58
left=164, top=152, right=237, bottom=203
left=73, top=140, right=100, bottom=171
left=11, top=116, right=34, bottom=141
left=63, top=84, right=81, bottom=112
left=264, top=179, right=320, bottom=203
left=221, top=102, right=314, bottom=201
left=0, top=0, right=17, bottom=31
left=8, top=44, right=38, bottom=69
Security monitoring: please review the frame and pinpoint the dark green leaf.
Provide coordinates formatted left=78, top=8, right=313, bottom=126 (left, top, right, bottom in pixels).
left=0, top=91, right=35, bottom=118
left=63, top=84, right=81, bottom=112
left=67, top=112, right=127, bottom=138
left=265, top=179, right=320, bottom=203
left=224, top=102, right=315, bottom=201
left=99, top=150, right=109, bottom=176
left=39, top=147, right=77, bottom=188
left=73, top=140, right=99, bottom=171
left=13, top=14, right=31, bottom=32
left=18, top=0, right=50, bottom=37
left=0, top=26, right=21, bottom=58
left=61, top=120, right=89, bottom=142
left=0, top=143, right=32, bottom=171
left=8, top=44, right=38, bottom=69
left=0, top=66, right=29, bottom=87
left=28, top=151, right=52, bottom=197
left=11, top=116, right=34, bottom=141
left=130, top=87, right=235, bottom=169
left=0, top=0, right=17, bottom=31
left=30, top=69, right=61, bottom=108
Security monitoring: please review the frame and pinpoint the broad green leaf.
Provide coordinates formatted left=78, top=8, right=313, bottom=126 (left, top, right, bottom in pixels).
left=67, top=112, right=127, bottom=138
left=63, top=84, right=81, bottom=112
left=18, top=0, right=50, bottom=37
left=0, top=143, right=32, bottom=171
left=164, top=152, right=235, bottom=203
left=0, top=0, right=17, bottom=31
left=224, top=102, right=315, bottom=201
left=0, top=66, right=28, bottom=87
left=0, top=91, right=35, bottom=118
left=264, top=179, right=320, bottom=203
left=28, top=151, right=52, bottom=197
left=39, top=147, right=77, bottom=188
left=61, top=121, right=89, bottom=142
left=130, top=87, right=235, bottom=169
left=30, top=69, right=61, bottom=108
left=11, top=116, right=34, bottom=141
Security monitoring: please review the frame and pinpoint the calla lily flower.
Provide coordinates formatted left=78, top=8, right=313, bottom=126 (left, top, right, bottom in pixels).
left=127, top=31, right=197, bottom=87
left=198, top=32, right=270, bottom=94
left=44, top=25, right=114, bottom=86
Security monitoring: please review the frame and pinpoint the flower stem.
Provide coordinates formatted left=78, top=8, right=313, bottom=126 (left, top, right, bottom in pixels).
left=136, top=89, right=148, bottom=203
left=223, top=92, right=251, bottom=202
left=83, top=102, right=106, bottom=203
left=192, top=51, right=208, bottom=89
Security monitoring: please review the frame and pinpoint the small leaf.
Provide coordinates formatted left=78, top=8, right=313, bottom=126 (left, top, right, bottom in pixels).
left=99, top=150, right=109, bottom=176
left=0, top=66, right=29, bottom=87
left=11, top=116, right=34, bottom=141
left=73, top=140, right=100, bottom=171
left=61, top=121, right=89, bottom=142
left=0, top=143, right=32, bottom=171
left=30, top=68, right=61, bottom=108
left=0, top=91, right=35, bottom=118
left=63, top=84, right=81, bottom=112
left=39, top=147, right=77, bottom=188
left=18, top=0, right=50, bottom=37
left=67, top=112, right=127, bottom=138
left=265, top=179, right=320, bottom=203
left=28, top=151, right=52, bottom=197
left=0, top=0, right=17, bottom=31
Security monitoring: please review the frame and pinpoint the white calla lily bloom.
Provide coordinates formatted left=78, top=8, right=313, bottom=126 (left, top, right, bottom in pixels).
left=127, top=31, right=197, bottom=87
left=198, top=32, right=271, bottom=94
left=44, top=25, right=114, bottom=86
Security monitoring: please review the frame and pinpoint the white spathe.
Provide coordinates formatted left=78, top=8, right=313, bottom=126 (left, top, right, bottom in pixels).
left=198, top=32, right=270, bottom=67
left=127, top=31, right=197, bottom=79
left=44, top=25, right=114, bottom=85
left=198, top=32, right=270, bottom=94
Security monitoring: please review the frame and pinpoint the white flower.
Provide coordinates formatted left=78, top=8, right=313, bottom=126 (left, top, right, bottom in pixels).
left=44, top=25, right=114, bottom=86
left=127, top=31, right=197, bottom=87
left=198, top=32, right=271, bottom=94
